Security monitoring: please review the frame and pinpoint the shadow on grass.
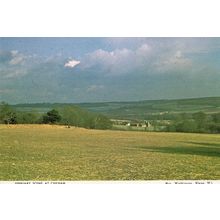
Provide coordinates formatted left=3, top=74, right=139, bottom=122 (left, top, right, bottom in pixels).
left=138, top=142, right=220, bottom=158
left=181, top=141, right=220, bottom=148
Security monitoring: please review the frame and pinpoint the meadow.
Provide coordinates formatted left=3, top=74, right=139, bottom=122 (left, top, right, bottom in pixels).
left=0, top=124, right=220, bottom=180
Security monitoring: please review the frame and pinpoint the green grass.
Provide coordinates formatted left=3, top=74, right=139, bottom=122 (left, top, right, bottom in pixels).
left=0, top=124, right=220, bottom=180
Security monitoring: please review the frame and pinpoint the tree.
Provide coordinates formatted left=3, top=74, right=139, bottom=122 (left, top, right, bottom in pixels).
left=175, top=120, right=197, bottom=133
left=212, top=113, right=220, bottom=123
left=193, top=112, right=207, bottom=122
left=16, top=112, right=39, bottom=124
left=42, top=109, right=61, bottom=124
left=0, top=102, right=17, bottom=124
left=57, top=106, right=112, bottom=129
left=192, top=112, right=208, bottom=132
left=93, top=114, right=112, bottom=129
left=208, top=123, right=220, bottom=133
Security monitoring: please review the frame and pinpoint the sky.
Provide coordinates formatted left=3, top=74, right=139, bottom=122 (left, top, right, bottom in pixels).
left=0, top=37, right=220, bottom=104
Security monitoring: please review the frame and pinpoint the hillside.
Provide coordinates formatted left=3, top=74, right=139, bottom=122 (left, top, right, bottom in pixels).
left=12, top=96, right=220, bottom=120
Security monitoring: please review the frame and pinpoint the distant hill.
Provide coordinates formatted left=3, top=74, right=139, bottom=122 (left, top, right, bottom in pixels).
left=12, top=96, right=220, bottom=120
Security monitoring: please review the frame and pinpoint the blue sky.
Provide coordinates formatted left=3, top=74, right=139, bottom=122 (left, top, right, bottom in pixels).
left=0, top=37, right=220, bottom=104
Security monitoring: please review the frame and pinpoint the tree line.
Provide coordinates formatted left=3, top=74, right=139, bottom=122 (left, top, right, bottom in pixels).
left=0, top=102, right=112, bottom=130
left=165, top=111, right=220, bottom=133
left=1, top=101, right=220, bottom=133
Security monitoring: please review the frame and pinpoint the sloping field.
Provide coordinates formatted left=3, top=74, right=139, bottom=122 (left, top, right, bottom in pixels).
left=0, top=125, right=220, bottom=180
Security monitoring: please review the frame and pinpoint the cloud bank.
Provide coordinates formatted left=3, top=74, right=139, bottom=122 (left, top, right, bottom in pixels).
left=1, top=38, right=220, bottom=103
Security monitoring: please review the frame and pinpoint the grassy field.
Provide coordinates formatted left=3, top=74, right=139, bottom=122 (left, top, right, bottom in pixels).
left=0, top=124, right=220, bottom=180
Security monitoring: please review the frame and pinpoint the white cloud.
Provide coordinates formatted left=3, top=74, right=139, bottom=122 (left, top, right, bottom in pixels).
left=87, top=84, right=104, bottom=92
left=9, top=50, right=26, bottom=65
left=155, top=50, right=192, bottom=72
left=136, top=44, right=151, bottom=54
left=11, top=50, right=18, bottom=56
left=82, top=44, right=152, bottom=74
left=84, top=48, right=132, bottom=66
left=167, top=50, right=191, bottom=67
left=86, top=46, right=148, bottom=65
left=1, top=69, right=28, bottom=78
left=0, top=50, right=33, bottom=78
left=9, top=55, right=25, bottom=65
left=80, top=43, right=196, bottom=76
left=175, top=50, right=182, bottom=58
left=0, top=89, right=13, bottom=94
left=64, top=59, right=80, bottom=68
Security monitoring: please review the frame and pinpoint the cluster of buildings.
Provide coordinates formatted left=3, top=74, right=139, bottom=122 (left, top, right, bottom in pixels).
left=111, top=119, right=152, bottom=130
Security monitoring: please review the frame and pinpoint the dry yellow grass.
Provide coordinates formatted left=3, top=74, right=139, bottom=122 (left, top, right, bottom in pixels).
left=0, top=124, right=220, bottom=180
